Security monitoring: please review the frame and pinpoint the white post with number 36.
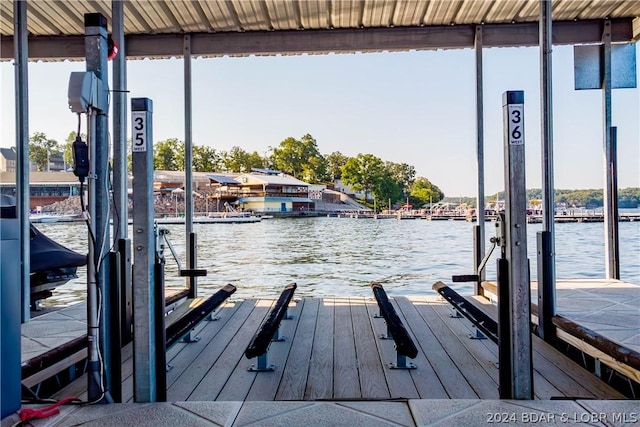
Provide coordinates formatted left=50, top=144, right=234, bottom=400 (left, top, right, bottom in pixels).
left=500, top=90, right=533, bottom=400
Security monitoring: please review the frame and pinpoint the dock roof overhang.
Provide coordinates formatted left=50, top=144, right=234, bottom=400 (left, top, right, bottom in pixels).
left=1, top=1, right=639, bottom=61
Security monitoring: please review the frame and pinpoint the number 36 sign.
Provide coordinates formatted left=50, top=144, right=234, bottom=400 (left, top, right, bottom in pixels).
left=508, top=104, right=524, bottom=145
left=131, top=112, right=147, bottom=152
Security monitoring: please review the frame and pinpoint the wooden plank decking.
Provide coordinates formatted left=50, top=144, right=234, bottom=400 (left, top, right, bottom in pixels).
left=53, top=295, right=624, bottom=402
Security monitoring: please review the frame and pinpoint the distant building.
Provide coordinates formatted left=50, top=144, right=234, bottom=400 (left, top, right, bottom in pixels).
left=333, top=178, right=366, bottom=200
left=234, top=173, right=314, bottom=213
left=0, top=146, right=42, bottom=173
left=47, top=150, right=66, bottom=172
left=0, top=147, right=17, bottom=173
left=0, top=171, right=80, bottom=209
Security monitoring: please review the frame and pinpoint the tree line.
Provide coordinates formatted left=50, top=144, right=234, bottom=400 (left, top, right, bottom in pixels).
left=444, top=188, right=640, bottom=209
left=28, top=130, right=640, bottom=209
left=27, top=131, right=444, bottom=208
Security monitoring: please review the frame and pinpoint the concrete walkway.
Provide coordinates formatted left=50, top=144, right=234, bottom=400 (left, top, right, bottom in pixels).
left=2, top=399, right=638, bottom=426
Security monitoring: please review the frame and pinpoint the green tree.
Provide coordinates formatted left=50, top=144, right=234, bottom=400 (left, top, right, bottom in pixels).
left=409, top=177, right=444, bottom=206
left=371, top=172, right=401, bottom=209
left=270, top=134, right=325, bottom=181
left=153, top=138, right=184, bottom=171
left=385, top=161, right=416, bottom=197
left=341, top=153, right=386, bottom=201
left=29, top=132, right=59, bottom=171
left=222, top=146, right=263, bottom=172
left=325, top=151, right=349, bottom=181
left=193, top=144, right=220, bottom=172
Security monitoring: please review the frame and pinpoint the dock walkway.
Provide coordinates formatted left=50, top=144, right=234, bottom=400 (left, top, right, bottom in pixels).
left=51, top=295, right=624, bottom=402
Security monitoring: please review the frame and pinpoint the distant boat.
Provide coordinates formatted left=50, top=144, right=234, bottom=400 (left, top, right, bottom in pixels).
left=29, top=214, right=77, bottom=223
left=0, top=198, right=87, bottom=306
left=156, top=213, right=261, bottom=224
left=30, top=223, right=87, bottom=304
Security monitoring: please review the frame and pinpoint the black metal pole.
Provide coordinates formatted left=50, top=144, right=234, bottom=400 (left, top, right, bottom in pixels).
left=154, top=261, right=167, bottom=402
left=536, top=231, right=555, bottom=343
left=497, top=257, right=512, bottom=399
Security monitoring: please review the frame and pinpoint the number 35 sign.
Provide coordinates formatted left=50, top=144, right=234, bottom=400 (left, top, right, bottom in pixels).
left=131, top=112, right=147, bottom=152
left=508, top=104, right=524, bottom=145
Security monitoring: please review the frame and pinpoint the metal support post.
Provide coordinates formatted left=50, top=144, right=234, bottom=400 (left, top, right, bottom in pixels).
left=111, top=0, right=132, bottom=349
left=501, top=91, right=533, bottom=399
left=497, top=257, right=512, bottom=398
left=249, top=353, right=275, bottom=372
left=536, top=231, right=555, bottom=342
left=118, top=238, right=132, bottom=344
left=601, top=19, right=618, bottom=279
left=183, top=35, right=197, bottom=298
left=108, top=250, right=122, bottom=403
left=473, top=225, right=484, bottom=296
left=112, top=0, right=128, bottom=242
left=380, top=322, right=394, bottom=340
left=84, top=13, right=112, bottom=403
left=131, top=97, right=158, bottom=402
left=474, top=25, right=486, bottom=296
left=154, top=260, right=167, bottom=401
left=537, top=0, right=557, bottom=345
left=272, top=325, right=285, bottom=342
left=389, top=354, right=416, bottom=370
left=607, top=126, right=620, bottom=278
left=14, top=0, right=30, bottom=323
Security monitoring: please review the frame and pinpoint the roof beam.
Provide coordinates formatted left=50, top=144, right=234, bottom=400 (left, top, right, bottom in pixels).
left=1, top=18, right=634, bottom=61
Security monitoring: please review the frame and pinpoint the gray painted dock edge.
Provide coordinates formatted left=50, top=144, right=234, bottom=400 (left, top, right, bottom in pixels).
left=2, top=399, right=639, bottom=427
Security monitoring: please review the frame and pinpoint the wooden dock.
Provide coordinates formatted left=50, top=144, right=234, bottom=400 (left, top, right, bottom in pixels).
left=51, top=295, right=626, bottom=403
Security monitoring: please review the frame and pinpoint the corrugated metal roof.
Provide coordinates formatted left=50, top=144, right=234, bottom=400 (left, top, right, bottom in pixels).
left=206, top=173, right=241, bottom=185
left=0, top=0, right=640, bottom=59
left=2, top=1, right=639, bottom=40
left=238, top=173, right=309, bottom=186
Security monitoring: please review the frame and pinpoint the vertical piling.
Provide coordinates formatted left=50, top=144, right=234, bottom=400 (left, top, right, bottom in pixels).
left=84, top=13, right=112, bottom=402
left=501, top=91, right=533, bottom=399
left=183, top=35, right=197, bottom=299
left=601, top=19, right=619, bottom=280
left=537, top=0, right=557, bottom=343
left=131, top=98, right=158, bottom=402
left=474, top=25, right=486, bottom=295
left=14, top=0, right=30, bottom=324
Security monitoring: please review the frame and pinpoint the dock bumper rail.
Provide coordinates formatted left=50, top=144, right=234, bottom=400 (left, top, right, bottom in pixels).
left=370, top=282, right=418, bottom=369
left=432, top=281, right=499, bottom=343
left=165, top=284, right=236, bottom=348
left=245, top=283, right=297, bottom=371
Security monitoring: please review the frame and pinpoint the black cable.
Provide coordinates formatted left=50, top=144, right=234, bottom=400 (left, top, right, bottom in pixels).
left=79, top=181, right=97, bottom=253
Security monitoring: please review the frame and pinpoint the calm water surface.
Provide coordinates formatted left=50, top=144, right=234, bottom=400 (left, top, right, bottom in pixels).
left=37, top=216, right=640, bottom=307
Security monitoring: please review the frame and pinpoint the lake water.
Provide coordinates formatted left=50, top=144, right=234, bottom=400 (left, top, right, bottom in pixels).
left=37, top=216, right=640, bottom=307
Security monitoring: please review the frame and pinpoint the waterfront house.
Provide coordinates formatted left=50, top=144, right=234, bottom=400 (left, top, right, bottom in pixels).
left=234, top=173, right=314, bottom=213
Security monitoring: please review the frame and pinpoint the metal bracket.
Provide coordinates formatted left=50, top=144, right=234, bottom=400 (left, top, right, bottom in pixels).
left=248, top=353, right=275, bottom=372
left=180, top=330, right=200, bottom=343
left=271, top=325, right=285, bottom=342
left=450, top=309, right=463, bottom=318
left=380, top=322, right=394, bottom=340
left=388, top=354, right=416, bottom=370
left=469, top=327, right=487, bottom=340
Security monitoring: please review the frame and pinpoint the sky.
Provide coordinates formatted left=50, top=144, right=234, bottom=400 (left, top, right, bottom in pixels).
left=1, top=43, right=638, bottom=197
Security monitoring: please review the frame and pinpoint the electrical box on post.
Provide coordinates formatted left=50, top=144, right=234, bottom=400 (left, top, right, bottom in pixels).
left=68, top=71, right=100, bottom=113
